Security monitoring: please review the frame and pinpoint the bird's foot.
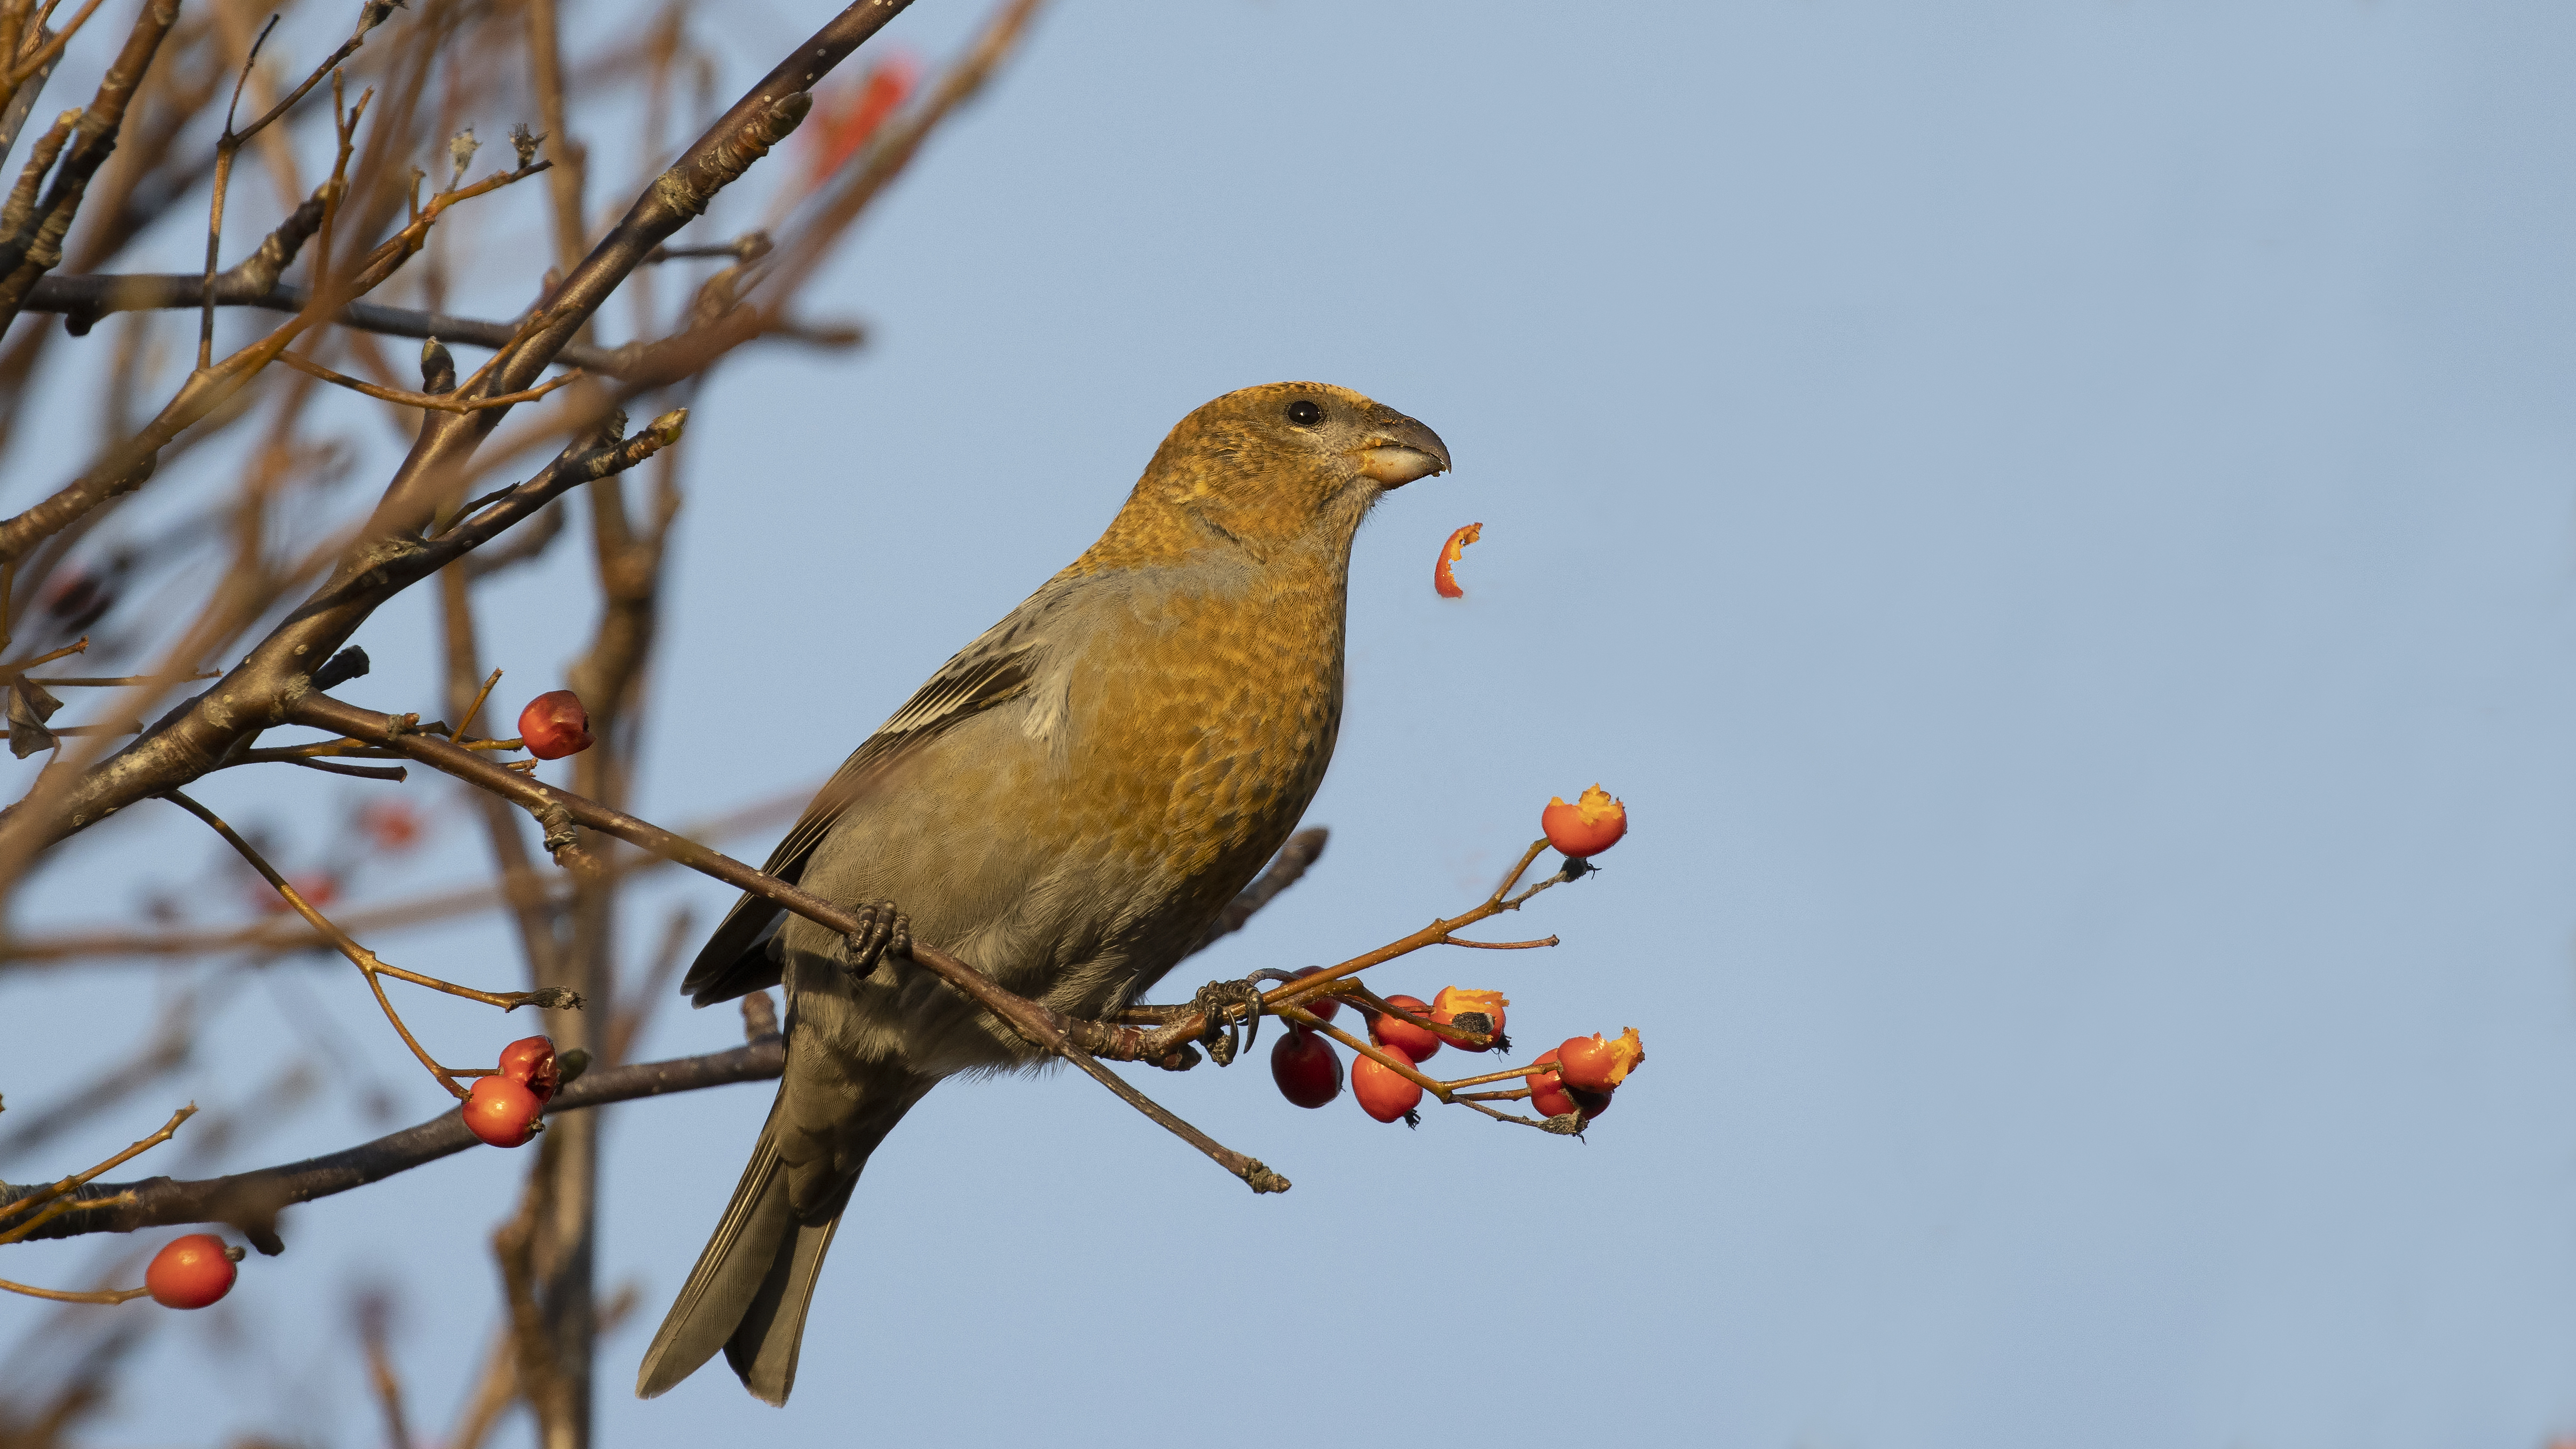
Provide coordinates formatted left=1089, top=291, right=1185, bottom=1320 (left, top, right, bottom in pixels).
left=1191, top=977, right=1265, bottom=1066
left=836, top=900, right=914, bottom=981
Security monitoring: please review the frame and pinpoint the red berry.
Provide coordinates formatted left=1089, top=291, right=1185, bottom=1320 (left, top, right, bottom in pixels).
left=1540, top=783, right=1627, bottom=858
left=1556, top=1028, right=1644, bottom=1094
left=802, top=54, right=920, bottom=186
left=145, top=1233, right=239, bottom=1309
left=360, top=799, right=423, bottom=852
left=1567, top=1087, right=1614, bottom=1120
left=1352, top=1050, right=1425, bottom=1124
left=1431, top=986, right=1508, bottom=1052
left=517, top=690, right=594, bottom=760
left=498, top=1035, right=559, bottom=1102
left=1526, top=1048, right=1579, bottom=1119
left=1369, top=994, right=1442, bottom=1063
left=1270, top=1030, right=1343, bottom=1108
left=463, top=1075, right=544, bottom=1147
left=1286, top=965, right=1340, bottom=1023
left=254, top=872, right=337, bottom=915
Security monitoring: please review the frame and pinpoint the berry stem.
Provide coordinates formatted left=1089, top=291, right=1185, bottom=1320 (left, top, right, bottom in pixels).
left=1440, top=1063, right=1554, bottom=1091
left=0, top=1274, right=151, bottom=1304
left=1258, top=837, right=1571, bottom=1016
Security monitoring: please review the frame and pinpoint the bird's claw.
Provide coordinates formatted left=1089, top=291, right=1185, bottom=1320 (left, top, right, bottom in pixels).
left=837, top=900, right=914, bottom=981
left=1191, top=978, right=1264, bottom=1067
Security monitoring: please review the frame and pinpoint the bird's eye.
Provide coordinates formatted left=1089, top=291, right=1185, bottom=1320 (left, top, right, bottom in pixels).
left=1286, top=399, right=1321, bottom=426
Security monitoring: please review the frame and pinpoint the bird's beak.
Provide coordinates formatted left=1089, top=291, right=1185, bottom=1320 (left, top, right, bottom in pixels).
left=1354, top=414, right=1452, bottom=488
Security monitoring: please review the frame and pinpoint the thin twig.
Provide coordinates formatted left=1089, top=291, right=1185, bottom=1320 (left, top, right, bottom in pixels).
left=276, top=349, right=581, bottom=413
left=0, top=1102, right=192, bottom=1241
left=1, top=785, right=812, bottom=965
left=0, top=1274, right=150, bottom=1304
left=159, top=790, right=580, bottom=1100
left=1261, top=839, right=1571, bottom=1014
left=197, top=12, right=280, bottom=371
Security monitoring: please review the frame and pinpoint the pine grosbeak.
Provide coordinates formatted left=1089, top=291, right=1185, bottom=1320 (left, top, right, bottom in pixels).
left=638, top=382, right=1449, bottom=1403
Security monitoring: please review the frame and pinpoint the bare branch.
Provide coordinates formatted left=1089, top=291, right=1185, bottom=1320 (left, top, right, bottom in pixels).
left=0, top=785, right=811, bottom=967
left=0, top=1038, right=785, bottom=1249
left=20, top=271, right=860, bottom=376
left=0, top=0, right=182, bottom=329
left=275, top=349, right=582, bottom=414
left=288, top=691, right=1291, bottom=1194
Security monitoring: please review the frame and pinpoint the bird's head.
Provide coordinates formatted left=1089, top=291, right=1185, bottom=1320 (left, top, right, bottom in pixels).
left=1096, top=382, right=1451, bottom=566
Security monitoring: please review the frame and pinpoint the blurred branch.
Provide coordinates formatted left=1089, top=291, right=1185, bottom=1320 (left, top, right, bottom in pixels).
left=0, top=987, right=193, bottom=1163
left=0, top=0, right=918, bottom=874
left=0, top=0, right=183, bottom=331
left=494, top=1141, right=575, bottom=1449
left=0, top=784, right=810, bottom=967
left=1188, top=826, right=1324, bottom=953
left=275, top=350, right=582, bottom=414
left=19, top=272, right=862, bottom=376
left=357, top=1290, right=417, bottom=1449
left=760, top=0, right=1047, bottom=304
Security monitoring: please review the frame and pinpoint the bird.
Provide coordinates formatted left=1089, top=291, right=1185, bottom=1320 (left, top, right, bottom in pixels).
left=636, top=381, right=1450, bottom=1404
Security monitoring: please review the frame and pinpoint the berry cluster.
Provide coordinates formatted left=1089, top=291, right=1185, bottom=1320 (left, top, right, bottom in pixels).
left=463, top=1035, right=569, bottom=1148
left=1265, top=785, right=1640, bottom=1129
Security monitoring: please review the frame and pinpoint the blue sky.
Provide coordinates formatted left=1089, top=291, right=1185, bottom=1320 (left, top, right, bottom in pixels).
left=9, top=3, right=2576, bottom=1446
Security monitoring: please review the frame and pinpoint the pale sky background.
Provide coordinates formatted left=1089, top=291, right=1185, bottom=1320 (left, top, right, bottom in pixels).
left=8, top=2, right=2576, bottom=1446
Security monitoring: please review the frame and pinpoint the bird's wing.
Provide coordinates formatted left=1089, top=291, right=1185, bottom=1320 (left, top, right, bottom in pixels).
left=681, top=616, right=1054, bottom=1006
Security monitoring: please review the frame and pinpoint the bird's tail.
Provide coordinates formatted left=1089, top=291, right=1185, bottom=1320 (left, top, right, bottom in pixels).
left=636, top=1094, right=904, bottom=1405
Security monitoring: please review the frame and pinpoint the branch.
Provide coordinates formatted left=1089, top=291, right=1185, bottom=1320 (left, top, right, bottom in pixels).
left=0, top=0, right=182, bottom=330
left=0, top=408, right=681, bottom=862
left=0, top=1036, right=785, bottom=1250
left=159, top=788, right=580, bottom=1100
left=760, top=0, right=1046, bottom=305
left=286, top=691, right=1291, bottom=1194
left=0, top=0, right=914, bottom=875
left=0, top=1103, right=194, bottom=1246
left=0, top=783, right=812, bottom=967
left=17, top=272, right=856, bottom=377
left=275, top=349, right=581, bottom=414
left=357, top=0, right=916, bottom=549
left=1187, top=826, right=1324, bottom=954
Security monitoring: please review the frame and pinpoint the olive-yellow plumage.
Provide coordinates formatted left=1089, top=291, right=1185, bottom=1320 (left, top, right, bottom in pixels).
left=638, top=382, right=1449, bottom=1405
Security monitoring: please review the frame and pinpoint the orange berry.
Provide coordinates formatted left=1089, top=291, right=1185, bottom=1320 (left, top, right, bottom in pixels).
left=1352, top=1051, right=1424, bottom=1125
left=1540, top=783, right=1627, bottom=858
left=498, top=1035, right=559, bottom=1103
left=1369, top=994, right=1442, bottom=1063
left=517, top=690, right=593, bottom=760
left=463, top=1075, right=544, bottom=1147
left=1270, top=1030, right=1342, bottom=1108
left=1430, top=986, right=1509, bottom=1052
left=1555, top=1028, right=1644, bottom=1094
left=145, top=1233, right=239, bottom=1309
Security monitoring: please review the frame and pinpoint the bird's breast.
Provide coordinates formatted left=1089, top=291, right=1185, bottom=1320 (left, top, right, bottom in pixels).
left=1053, top=561, right=1349, bottom=943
